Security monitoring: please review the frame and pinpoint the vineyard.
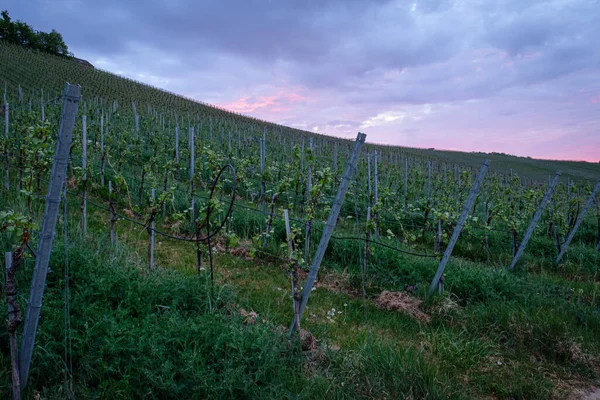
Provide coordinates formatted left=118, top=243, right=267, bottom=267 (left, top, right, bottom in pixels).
left=1, top=41, right=600, bottom=399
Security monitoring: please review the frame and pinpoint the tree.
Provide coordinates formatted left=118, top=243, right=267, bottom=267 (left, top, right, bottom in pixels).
left=38, top=29, right=69, bottom=56
left=0, top=10, right=71, bottom=57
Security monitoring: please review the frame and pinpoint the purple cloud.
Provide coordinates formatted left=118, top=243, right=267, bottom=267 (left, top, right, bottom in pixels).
left=4, top=0, right=599, bottom=161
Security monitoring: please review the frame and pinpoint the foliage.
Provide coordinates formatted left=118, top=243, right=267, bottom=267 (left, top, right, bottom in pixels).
left=0, top=10, right=71, bottom=57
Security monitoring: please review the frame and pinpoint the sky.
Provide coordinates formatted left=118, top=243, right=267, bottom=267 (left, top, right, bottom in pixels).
left=5, top=0, right=600, bottom=161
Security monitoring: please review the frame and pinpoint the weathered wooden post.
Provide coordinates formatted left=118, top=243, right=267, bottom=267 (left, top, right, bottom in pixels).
left=260, top=136, right=266, bottom=211
left=175, top=126, right=179, bottom=163
left=305, top=137, right=313, bottom=262
left=284, top=210, right=301, bottom=332
left=374, top=150, right=379, bottom=237
left=556, top=180, right=600, bottom=263
left=428, top=160, right=490, bottom=295
left=81, top=115, right=87, bottom=235
left=404, top=157, right=409, bottom=212
left=6, top=252, right=21, bottom=400
left=290, top=132, right=366, bottom=331
left=109, top=181, right=116, bottom=245
left=20, top=83, right=81, bottom=388
left=3, top=99, right=8, bottom=191
left=189, top=127, right=195, bottom=222
left=100, top=110, right=105, bottom=186
left=509, top=171, right=561, bottom=269
left=149, top=188, right=156, bottom=270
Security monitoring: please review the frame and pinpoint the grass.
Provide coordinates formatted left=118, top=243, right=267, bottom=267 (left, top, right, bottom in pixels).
left=1, top=176, right=599, bottom=398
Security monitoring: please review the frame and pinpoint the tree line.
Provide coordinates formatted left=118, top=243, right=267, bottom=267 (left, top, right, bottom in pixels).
left=0, top=10, right=71, bottom=57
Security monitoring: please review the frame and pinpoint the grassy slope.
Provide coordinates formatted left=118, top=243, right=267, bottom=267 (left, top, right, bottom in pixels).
left=3, top=186, right=597, bottom=399
left=1, top=41, right=599, bottom=182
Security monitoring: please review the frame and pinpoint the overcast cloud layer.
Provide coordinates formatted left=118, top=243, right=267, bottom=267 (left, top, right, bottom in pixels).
left=7, top=0, right=600, bottom=161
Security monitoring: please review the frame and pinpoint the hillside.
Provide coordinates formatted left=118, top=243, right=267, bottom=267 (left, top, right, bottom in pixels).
left=2, top=39, right=600, bottom=399
left=1, top=41, right=599, bottom=182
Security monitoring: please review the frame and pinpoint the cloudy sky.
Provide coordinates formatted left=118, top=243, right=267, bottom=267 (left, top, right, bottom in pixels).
left=6, top=0, right=600, bottom=161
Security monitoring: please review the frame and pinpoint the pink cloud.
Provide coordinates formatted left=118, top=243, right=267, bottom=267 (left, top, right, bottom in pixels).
left=218, top=91, right=309, bottom=114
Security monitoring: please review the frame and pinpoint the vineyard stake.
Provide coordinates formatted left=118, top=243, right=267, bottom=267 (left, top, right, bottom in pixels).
left=290, top=132, right=366, bottom=331
left=367, top=151, right=372, bottom=204
left=509, top=170, right=561, bottom=270
left=82, top=115, right=87, bottom=235
left=6, top=252, right=21, bottom=400
left=20, top=83, right=81, bottom=388
left=556, top=180, right=600, bottom=263
left=109, top=181, right=116, bottom=245
left=365, top=206, right=371, bottom=275
left=100, top=110, right=105, bottom=186
left=305, top=137, right=313, bottom=263
left=374, top=150, right=379, bottom=238
left=4, top=100, right=8, bottom=137
left=3, top=99, right=8, bottom=191
left=175, top=126, right=179, bottom=163
left=189, top=127, right=195, bottom=222
left=428, top=160, right=490, bottom=295
left=149, top=188, right=156, bottom=270
left=404, top=157, right=408, bottom=212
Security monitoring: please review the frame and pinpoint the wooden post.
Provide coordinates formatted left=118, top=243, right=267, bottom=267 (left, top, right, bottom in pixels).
left=4, top=100, right=8, bottom=138
left=6, top=252, right=21, bottom=400
left=109, top=181, right=116, bottom=245
left=82, top=115, right=87, bottom=235
left=3, top=99, right=8, bottom=191
left=365, top=206, right=371, bottom=275
left=404, top=157, right=408, bottom=212
left=189, top=127, right=195, bottom=222
left=291, top=132, right=366, bottom=330
left=428, top=160, right=490, bottom=295
left=509, top=171, right=561, bottom=269
left=367, top=151, right=372, bottom=204
left=100, top=110, right=105, bottom=186
left=556, top=180, right=600, bottom=263
left=305, top=137, right=313, bottom=262
left=284, top=210, right=301, bottom=332
left=435, top=218, right=442, bottom=253
left=175, top=126, right=179, bottom=163
left=149, top=188, right=156, bottom=270
left=20, top=83, right=81, bottom=388
left=374, top=150, right=379, bottom=237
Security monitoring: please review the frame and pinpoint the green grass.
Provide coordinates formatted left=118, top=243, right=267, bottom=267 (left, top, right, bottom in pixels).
left=2, top=185, right=598, bottom=398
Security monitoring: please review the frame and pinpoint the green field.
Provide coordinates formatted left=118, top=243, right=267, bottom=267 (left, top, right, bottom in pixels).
left=1, top=41, right=600, bottom=399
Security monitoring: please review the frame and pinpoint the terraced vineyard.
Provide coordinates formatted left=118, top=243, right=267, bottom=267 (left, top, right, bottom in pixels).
left=1, top=41, right=600, bottom=399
